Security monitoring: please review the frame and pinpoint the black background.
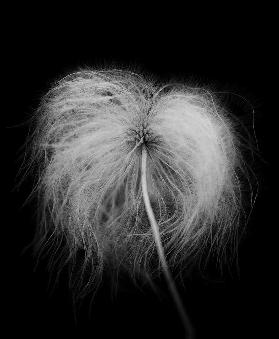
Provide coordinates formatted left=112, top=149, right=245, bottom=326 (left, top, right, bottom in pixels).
left=5, top=7, right=275, bottom=339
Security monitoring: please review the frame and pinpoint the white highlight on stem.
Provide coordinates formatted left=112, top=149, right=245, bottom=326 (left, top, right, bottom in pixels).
left=141, top=144, right=195, bottom=338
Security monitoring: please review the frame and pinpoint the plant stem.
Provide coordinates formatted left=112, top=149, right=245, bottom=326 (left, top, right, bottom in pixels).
left=141, top=145, right=195, bottom=339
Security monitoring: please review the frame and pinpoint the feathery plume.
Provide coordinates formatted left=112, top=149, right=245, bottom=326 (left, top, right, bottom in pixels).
left=18, top=68, right=255, bottom=337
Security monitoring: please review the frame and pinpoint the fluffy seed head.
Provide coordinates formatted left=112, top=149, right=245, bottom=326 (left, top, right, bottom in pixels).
left=19, top=68, right=253, bottom=297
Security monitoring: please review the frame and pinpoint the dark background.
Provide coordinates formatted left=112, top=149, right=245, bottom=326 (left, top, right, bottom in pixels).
left=5, top=7, right=275, bottom=339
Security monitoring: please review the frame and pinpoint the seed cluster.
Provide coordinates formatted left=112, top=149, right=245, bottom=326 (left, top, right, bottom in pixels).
left=134, top=122, right=152, bottom=143
left=126, top=120, right=157, bottom=148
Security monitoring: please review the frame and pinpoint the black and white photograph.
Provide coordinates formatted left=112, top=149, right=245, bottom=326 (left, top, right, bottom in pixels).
left=5, top=7, right=275, bottom=339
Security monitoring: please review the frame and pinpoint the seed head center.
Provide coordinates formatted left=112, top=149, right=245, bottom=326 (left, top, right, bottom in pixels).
left=135, top=122, right=152, bottom=143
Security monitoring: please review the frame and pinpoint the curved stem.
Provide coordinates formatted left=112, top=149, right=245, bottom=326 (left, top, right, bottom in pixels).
left=141, top=145, right=195, bottom=339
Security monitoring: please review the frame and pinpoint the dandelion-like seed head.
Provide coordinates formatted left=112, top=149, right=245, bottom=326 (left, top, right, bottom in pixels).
left=19, top=68, right=254, bottom=302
